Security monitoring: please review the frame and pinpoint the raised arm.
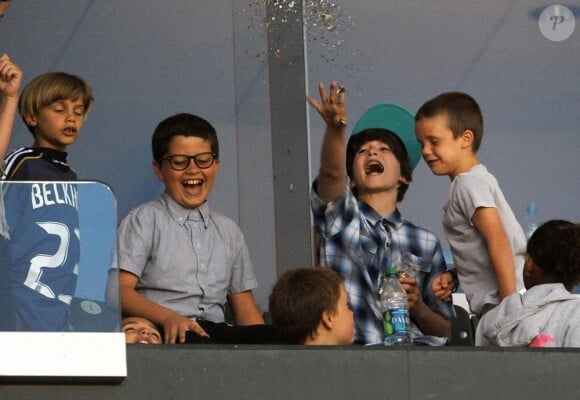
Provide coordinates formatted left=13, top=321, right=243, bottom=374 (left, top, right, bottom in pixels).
left=0, top=54, right=22, bottom=157
left=306, top=81, right=349, bottom=203
left=119, top=270, right=209, bottom=344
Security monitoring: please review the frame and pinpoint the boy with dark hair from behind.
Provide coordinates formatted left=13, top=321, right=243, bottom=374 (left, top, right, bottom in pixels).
left=476, top=220, right=580, bottom=347
left=415, top=92, right=526, bottom=318
left=269, top=267, right=354, bottom=345
left=307, top=82, right=454, bottom=345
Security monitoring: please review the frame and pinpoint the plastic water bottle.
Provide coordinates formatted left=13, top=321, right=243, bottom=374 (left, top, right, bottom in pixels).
left=379, top=267, right=411, bottom=346
left=524, top=202, right=539, bottom=240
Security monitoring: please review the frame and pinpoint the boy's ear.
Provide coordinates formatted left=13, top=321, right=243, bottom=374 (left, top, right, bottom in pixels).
left=24, top=114, right=37, bottom=127
left=152, top=161, right=164, bottom=182
left=321, top=310, right=334, bottom=330
left=460, top=129, right=474, bottom=149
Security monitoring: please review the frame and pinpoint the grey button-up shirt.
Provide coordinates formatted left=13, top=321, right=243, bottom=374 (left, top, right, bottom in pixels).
left=117, top=192, right=258, bottom=323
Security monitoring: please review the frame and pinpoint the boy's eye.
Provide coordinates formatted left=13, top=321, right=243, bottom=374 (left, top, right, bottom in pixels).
left=173, top=159, right=189, bottom=168
left=357, top=148, right=368, bottom=155
left=379, top=147, right=391, bottom=153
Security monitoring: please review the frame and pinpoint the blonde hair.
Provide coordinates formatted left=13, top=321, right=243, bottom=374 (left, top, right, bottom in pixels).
left=18, top=72, right=94, bottom=134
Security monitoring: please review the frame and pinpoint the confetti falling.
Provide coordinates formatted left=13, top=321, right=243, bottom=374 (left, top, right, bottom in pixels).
left=238, top=1, right=353, bottom=63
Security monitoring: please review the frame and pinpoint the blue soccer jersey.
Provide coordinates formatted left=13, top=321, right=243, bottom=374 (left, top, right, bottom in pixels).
left=1, top=147, right=80, bottom=331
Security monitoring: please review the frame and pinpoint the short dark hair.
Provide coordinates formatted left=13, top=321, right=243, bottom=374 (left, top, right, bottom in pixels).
left=268, top=267, right=345, bottom=344
left=345, top=128, right=412, bottom=202
left=527, top=220, right=580, bottom=290
left=415, top=91, right=483, bottom=152
left=151, top=113, right=219, bottom=162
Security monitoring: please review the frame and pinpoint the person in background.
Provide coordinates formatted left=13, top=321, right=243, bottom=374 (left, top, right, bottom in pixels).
left=122, top=316, right=162, bottom=344
left=269, top=267, right=354, bottom=345
left=118, top=113, right=264, bottom=344
left=0, top=53, right=22, bottom=158
left=0, top=0, right=10, bottom=20
left=307, top=82, right=453, bottom=345
left=476, top=220, right=580, bottom=347
left=415, top=92, right=526, bottom=317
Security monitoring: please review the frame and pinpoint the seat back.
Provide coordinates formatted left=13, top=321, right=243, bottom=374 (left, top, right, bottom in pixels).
left=449, top=304, right=475, bottom=346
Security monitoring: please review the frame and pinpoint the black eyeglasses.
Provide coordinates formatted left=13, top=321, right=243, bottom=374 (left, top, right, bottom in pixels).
left=161, top=153, right=217, bottom=171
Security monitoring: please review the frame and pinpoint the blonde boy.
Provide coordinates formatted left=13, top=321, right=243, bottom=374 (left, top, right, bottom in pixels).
left=415, top=91, right=526, bottom=317
left=1, top=72, right=93, bottom=330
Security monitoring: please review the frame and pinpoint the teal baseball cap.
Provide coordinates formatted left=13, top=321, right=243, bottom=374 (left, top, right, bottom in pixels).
left=352, top=103, right=422, bottom=169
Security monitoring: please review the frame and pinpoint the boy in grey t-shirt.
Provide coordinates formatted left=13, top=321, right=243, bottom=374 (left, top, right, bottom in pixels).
left=415, top=92, right=526, bottom=317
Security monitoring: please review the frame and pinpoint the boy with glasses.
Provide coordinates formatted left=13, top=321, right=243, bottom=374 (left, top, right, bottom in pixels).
left=117, top=113, right=264, bottom=344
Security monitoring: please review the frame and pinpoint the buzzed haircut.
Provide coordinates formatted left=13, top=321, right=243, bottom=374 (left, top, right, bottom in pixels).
left=415, top=91, right=483, bottom=152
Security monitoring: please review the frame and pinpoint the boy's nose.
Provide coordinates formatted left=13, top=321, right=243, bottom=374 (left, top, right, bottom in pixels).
left=139, top=329, right=151, bottom=337
left=184, top=160, right=200, bottom=172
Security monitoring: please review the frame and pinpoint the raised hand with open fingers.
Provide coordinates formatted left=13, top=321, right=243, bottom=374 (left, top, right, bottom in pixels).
left=306, top=81, right=348, bottom=130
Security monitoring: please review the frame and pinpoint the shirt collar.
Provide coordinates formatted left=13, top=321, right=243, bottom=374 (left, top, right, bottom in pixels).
left=160, top=192, right=210, bottom=228
left=359, top=200, right=404, bottom=229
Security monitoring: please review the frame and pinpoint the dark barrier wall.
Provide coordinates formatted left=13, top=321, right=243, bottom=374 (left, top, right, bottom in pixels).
left=2, top=346, right=580, bottom=399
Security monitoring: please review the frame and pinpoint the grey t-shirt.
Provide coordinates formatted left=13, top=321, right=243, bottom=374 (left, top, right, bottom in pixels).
left=117, top=192, right=258, bottom=323
left=443, top=164, right=526, bottom=315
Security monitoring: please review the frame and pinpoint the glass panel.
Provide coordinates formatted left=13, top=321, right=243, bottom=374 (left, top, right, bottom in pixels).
left=0, top=181, right=120, bottom=332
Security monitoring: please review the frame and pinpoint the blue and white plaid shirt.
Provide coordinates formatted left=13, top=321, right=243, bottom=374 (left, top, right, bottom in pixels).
left=311, top=183, right=454, bottom=345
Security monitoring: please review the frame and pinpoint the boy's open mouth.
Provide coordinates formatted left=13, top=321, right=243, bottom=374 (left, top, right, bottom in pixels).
left=183, top=179, right=203, bottom=187
left=365, top=160, right=384, bottom=174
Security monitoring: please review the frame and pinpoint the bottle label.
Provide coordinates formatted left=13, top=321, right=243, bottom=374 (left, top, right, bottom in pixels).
left=383, top=308, right=410, bottom=336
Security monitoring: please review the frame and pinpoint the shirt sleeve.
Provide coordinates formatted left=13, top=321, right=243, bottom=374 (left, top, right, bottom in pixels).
left=227, top=223, right=258, bottom=295
left=116, top=207, right=154, bottom=278
left=453, top=173, right=497, bottom=224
